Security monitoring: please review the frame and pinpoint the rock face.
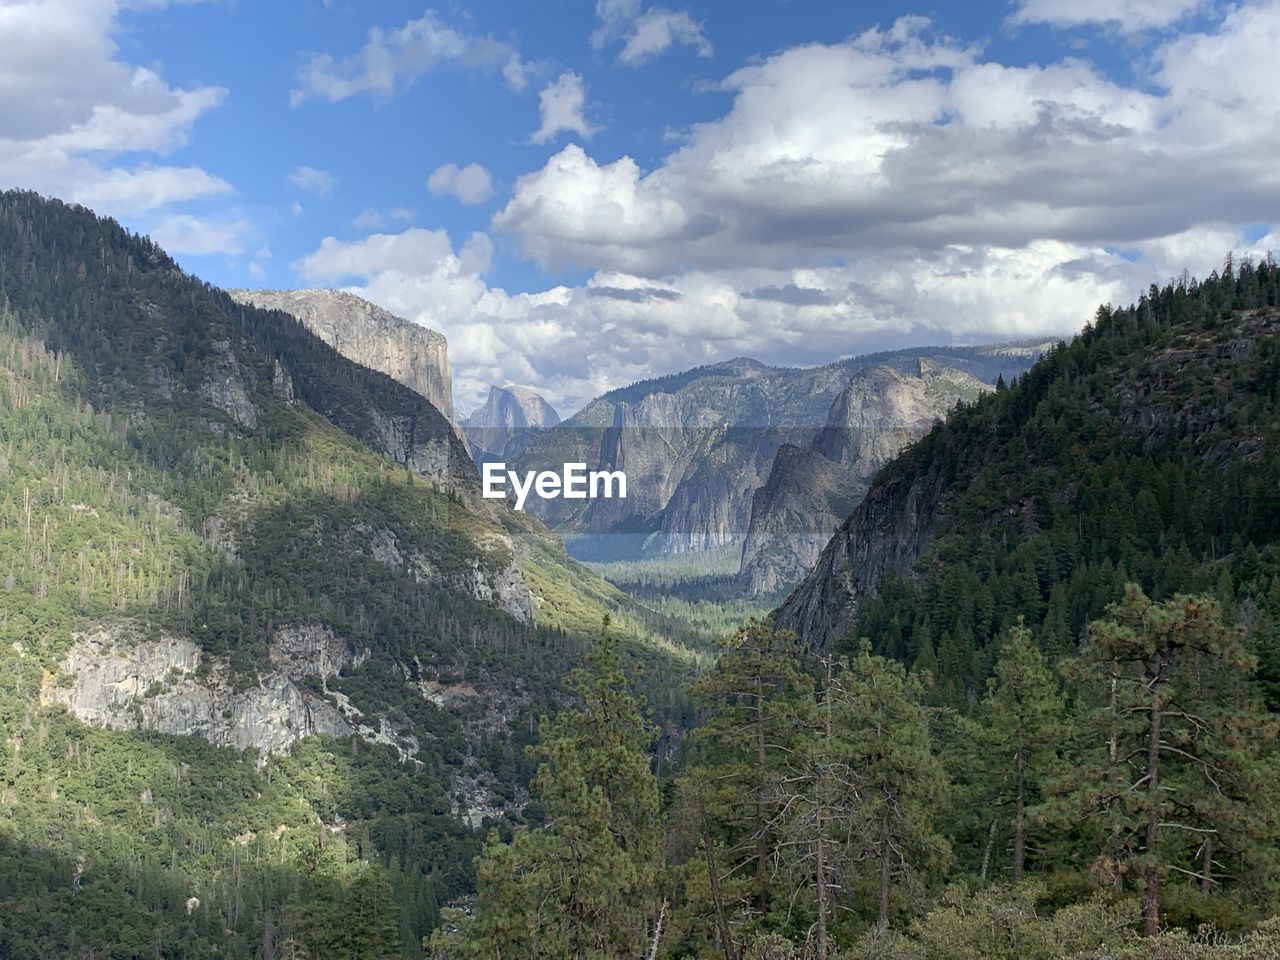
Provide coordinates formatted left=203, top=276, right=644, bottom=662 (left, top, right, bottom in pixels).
left=773, top=309, right=1280, bottom=652
left=515, top=346, right=1037, bottom=561
left=229, top=288, right=454, bottom=421
left=40, top=624, right=422, bottom=760
left=361, top=523, right=534, bottom=622
left=739, top=361, right=989, bottom=594
left=462, top=385, right=560, bottom=463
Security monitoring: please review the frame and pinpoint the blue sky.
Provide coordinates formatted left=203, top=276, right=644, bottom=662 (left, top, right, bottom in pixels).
left=3, top=0, right=1278, bottom=414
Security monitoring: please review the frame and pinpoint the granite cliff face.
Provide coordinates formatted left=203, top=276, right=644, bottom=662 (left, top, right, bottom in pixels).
left=739, top=361, right=989, bottom=594
left=229, top=288, right=454, bottom=421
left=515, top=346, right=1039, bottom=560
left=775, top=307, right=1280, bottom=652
left=462, top=385, right=560, bottom=464
left=41, top=623, right=422, bottom=761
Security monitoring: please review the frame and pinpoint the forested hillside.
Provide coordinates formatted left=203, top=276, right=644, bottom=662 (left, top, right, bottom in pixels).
left=779, top=262, right=1280, bottom=703
left=435, top=266, right=1280, bottom=960
left=0, top=191, right=696, bottom=958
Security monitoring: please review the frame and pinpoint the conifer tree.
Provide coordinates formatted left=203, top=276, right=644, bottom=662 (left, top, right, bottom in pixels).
left=1060, top=585, right=1276, bottom=935
left=840, top=642, right=950, bottom=930
left=431, top=618, right=666, bottom=959
left=955, top=620, right=1063, bottom=882
left=684, top=619, right=814, bottom=921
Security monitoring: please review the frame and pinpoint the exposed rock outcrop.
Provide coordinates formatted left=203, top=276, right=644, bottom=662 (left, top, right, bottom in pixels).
left=359, top=523, right=534, bottom=622
left=739, top=361, right=989, bottom=594
left=40, top=624, right=420, bottom=761
left=514, top=346, right=1040, bottom=560
left=230, top=288, right=454, bottom=420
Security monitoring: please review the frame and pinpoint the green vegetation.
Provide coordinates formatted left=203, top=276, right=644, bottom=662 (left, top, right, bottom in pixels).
left=852, top=260, right=1280, bottom=709
left=5, top=188, right=1280, bottom=959
left=448, top=604, right=1280, bottom=959
left=589, top=544, right=782, bottom=649
left=0, top=190, right=696, bottom=957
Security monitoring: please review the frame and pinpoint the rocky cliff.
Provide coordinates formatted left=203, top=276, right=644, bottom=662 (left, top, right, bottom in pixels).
left=739, top=361, right=989, bottom=594
left=229, top=288, right=454, bottom=421
left=775, top=305, right=1280, bottom=652
left=515, top=346, right=1037, bottom=561
left=40, top=623, right=422, bottom=760
left=462, top=384, right=560, bottom=463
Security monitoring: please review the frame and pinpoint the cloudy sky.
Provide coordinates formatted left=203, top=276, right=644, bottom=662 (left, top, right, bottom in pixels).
left=3, top=0, right=1278, bottom=415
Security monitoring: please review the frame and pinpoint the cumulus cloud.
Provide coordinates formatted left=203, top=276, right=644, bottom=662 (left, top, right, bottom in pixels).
left=149, top=213, right=252, bottom=256
left=530, top=71, right=595, bottom=144
left=427, top=162, right=495, bottom=204
left=288, top=165, right=337, bottom=195
left=408, top=5, right=1278, bottom=410
left=291, top=9, right=530, bottom=105
left=493, top=145, right=696, bottom=268
left=0, top=0, right=229, bottom=217
left=591, top=0, right=712, bottom=65
left=497, top=11, right=1280, bottom=278
left=1010, top=0, right=1206, bottom=32
left=292, top=224, right=1158, bottom=415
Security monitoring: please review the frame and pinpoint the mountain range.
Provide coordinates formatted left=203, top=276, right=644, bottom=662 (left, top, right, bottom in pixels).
left=508, top=345, right=1045, bottom=588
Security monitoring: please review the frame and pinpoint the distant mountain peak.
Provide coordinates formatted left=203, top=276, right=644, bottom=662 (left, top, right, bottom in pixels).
left=463, top=384, right=560, bottom=462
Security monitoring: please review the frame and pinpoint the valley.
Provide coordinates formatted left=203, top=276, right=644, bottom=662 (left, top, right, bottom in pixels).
left=3, top=191, right=1280, bottom=960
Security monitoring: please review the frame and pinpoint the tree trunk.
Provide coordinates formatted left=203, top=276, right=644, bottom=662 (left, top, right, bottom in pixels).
left=1143, top=696, right=1163, bottom=936
left=699, top=802, right=739, bottom=960
left=1200, top=837, right=1214, bottom=895
left=878, top=802, right=893, bottom=931
left=1013, top=758, right=1026, bottom=883
left=815, top=820, right=829, bottom=960
left=979, top=818, right=997, bottom=881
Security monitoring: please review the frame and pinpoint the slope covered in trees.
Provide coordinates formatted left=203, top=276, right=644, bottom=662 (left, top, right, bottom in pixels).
left=778, top=262, right=1280, bottom=706
left=0, top=191, right=698, bottom=957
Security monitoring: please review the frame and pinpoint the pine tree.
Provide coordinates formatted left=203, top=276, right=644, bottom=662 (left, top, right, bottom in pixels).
left=1060, top=584, right=1276, bottom=935
left=431, top=618, right=666, bottom=959
left=840, top=642, right=950, bottom=930
left=955, top=620, right=1063, bottom=882
left=684, top=618, right=813, bottom=922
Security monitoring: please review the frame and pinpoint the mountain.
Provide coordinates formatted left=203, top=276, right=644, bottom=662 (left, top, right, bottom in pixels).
left=739, top=360, right=989, bottom=594
left=229, top=287, right=454, bottom=420
left=461, top=384, right=560, bottom=464
left=0, top=191, right=692, bottom=955
left=776, top=268, right=1280, bottom=699
left=514, top=346, right=1042, bottom=561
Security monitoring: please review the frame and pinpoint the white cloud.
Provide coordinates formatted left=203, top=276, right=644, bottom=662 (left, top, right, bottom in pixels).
left=494, top=145, right=694, bottom=270
left=591, top=0, right=712, bottom=65
left=149, top=213, right=252, bottom=256
left=497, top=11, right=1280, bottom=278
left=288, top=165, right=337, bottom=195
left=353, top=208, right=385, bottom=231
left=1010, top=0, right=1206, bottom=32
left=0, top=0, right=229, bottom=217
left=427, top=162, right=495, bottom=204
left=291, top=201, right=305, bottom=218
left=620, top=9, right=713, bottom=64
left=530, top=71, right=595, bottom=144
left=293, top=224, right=1153, bottom=415
left=290, top=9, right=530, bottom=105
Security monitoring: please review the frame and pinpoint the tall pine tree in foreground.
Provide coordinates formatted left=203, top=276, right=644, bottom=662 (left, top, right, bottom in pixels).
left=1058, top=585, right=1279, bottom=935
left=431, top=618, right=666, bottom=959
left=841, top=642, right=950, bottom=932
left=953, top=620, right=1063, bottom=882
